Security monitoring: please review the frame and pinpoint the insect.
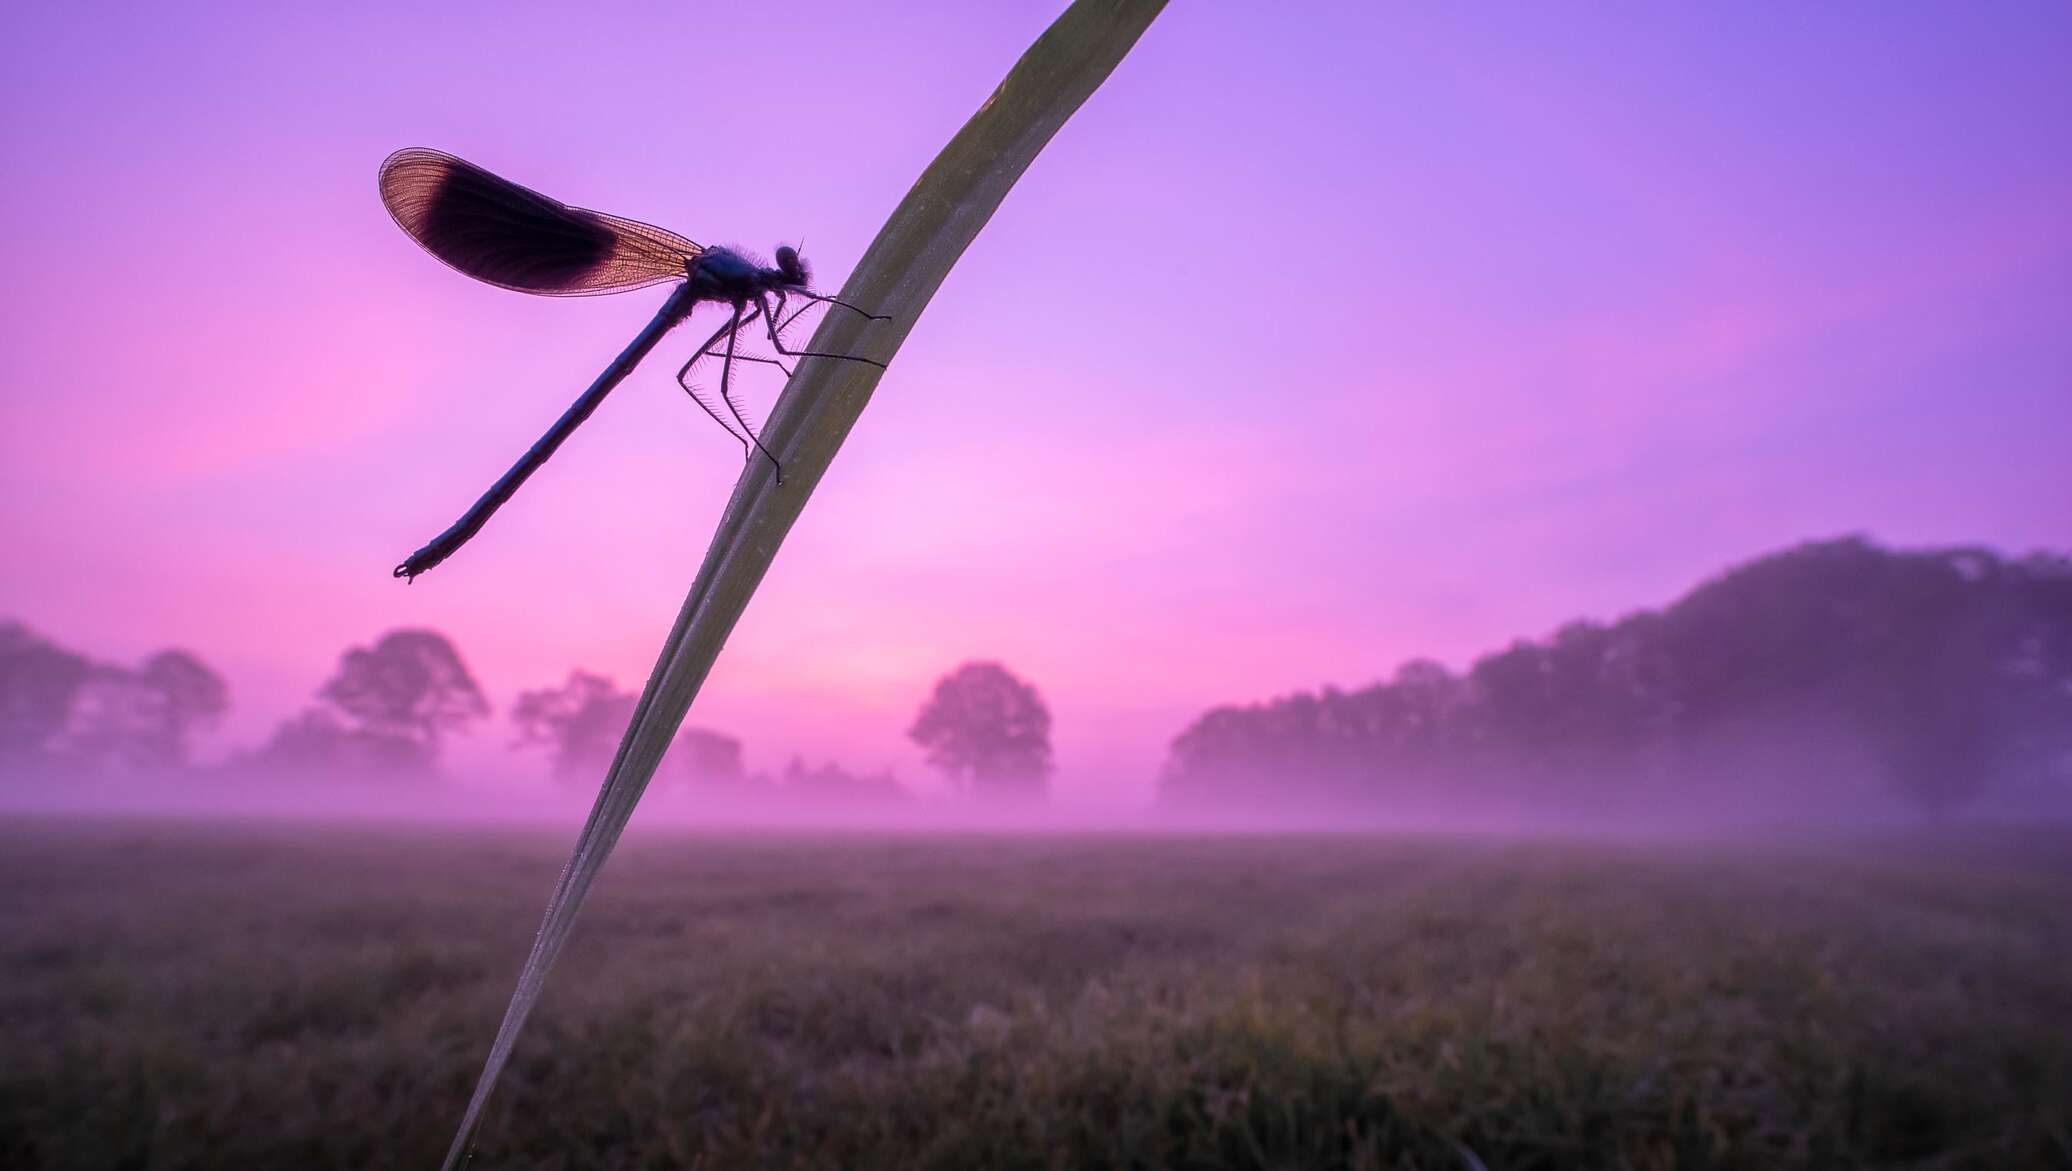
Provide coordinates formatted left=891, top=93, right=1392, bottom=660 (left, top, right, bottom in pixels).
left=377, top=147, right=889, bottom=580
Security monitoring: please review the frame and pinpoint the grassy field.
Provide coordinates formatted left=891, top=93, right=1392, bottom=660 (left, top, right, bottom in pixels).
left=1, top=819, right=2067, bottom=1170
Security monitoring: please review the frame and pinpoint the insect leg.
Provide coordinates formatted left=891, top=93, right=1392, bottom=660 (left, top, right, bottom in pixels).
left=706, top=351, right=793, bottom=379
left=698, top=298, right=794, bottom=379
left=766, top=290, right=818, bottom=352
left=676, top=314, right=754, bottom=454
left=755, top=293, right=889, bottom=370
left=713, top=302, right=773, bottom=429
left=777, top=294, right=819, bottom=337
left=718, top=303, right=784, bottom=479
left=798, top=291, right=892, bottom=322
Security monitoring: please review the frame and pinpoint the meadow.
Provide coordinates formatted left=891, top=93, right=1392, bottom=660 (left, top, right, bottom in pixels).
left=2, top=818, right=2066, bottom=1170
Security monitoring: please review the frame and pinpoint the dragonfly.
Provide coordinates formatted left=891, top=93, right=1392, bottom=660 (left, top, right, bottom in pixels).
left=377, top=147, right=889, bottom=580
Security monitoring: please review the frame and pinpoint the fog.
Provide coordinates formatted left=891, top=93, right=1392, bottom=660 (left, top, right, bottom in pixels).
left=5, top=536, right=2068, bottom=838
left=3, top=743, right=2062, bottom=842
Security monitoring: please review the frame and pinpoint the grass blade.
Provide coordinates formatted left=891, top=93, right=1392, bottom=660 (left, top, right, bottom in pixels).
left=438, top=2, right=1168, bottom=1165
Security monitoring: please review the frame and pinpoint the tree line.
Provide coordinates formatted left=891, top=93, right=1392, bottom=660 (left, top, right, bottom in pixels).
left=1160, top=537, right=2072, bottom=819
left=1, top=619, right=1054, bottom=803
left=11, top=537, right=2064, bottom=819
left=0, top=624, right=228, bottom=774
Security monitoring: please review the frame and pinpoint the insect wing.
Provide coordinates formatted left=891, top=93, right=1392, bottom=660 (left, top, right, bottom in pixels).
left=378, top=148, right=702, bottom=296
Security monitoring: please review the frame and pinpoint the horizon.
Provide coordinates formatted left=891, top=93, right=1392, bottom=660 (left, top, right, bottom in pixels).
left=6, top=531, right=2061, bottom=829
left=4, top=2, right=2069, bottom=805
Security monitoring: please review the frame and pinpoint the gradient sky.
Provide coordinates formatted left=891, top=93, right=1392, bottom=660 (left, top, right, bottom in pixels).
left=2, top=2, right=2068, bottom=802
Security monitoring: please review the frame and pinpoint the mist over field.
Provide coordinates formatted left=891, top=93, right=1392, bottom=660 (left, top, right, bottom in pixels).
left=7, top=536, right=2068, bottom=838
left=10, top=534, right=2070, bottom=1167
left=13, top=533, right=2067, bottom=1168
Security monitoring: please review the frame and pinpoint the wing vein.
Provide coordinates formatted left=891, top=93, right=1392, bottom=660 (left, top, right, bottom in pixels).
left=378, top=148, right=702, bottom=297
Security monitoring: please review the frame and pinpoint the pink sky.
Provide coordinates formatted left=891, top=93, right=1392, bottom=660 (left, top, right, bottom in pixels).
left=3, top=2, right=2068, bottom=802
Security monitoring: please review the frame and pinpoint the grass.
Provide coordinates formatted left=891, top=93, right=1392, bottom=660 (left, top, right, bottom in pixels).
left=1, top=819, right=2067, bottom=1170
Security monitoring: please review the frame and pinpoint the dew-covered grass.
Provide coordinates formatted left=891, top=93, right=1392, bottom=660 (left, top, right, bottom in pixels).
left=2, top=819, right=2066, bottom=1170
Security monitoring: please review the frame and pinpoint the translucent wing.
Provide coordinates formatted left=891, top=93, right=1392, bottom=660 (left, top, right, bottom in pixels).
left=378, top=148, right=702, bottom=297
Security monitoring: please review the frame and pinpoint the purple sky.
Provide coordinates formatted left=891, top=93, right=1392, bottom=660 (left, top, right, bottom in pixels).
left=2, top=2, right=2068, bottom=802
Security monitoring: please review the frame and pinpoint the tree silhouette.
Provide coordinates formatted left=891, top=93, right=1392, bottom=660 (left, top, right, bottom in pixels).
left=66, top=650, right=229, bottom=771
left=315, top=629, right=487, bottom=770
left=908, top=661, right=1052, bottom=800
left=0, top=621, right=92, bottom=768
left=0, top=624, right=228, bottom=774
left=1160, top=537, right=2072, bottom=820
left=675, top=727, right=745, bottom=786
left=514, top=670, right=747, bottom=784
left=512, top=671, right=636, bottom=781
left=782, top=756, right=910, bottom=806
left=140, top=651, right=230, bottom=759
left=254, top=708, right=429, bottom=776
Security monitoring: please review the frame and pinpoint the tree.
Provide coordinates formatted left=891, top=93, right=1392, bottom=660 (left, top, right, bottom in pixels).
left=908, top=661, right=1052, bottom=800
left=675, top=728, right=745, bottom=786
left=1157, top=536, right=2072, bottom=821
left=140, top=650, right=230, bottom=761
left=316, top=629, right=487, bottom=770
left=512, top=670, right=638, bottom=781
left=1857, top=548, right=2072, bottom=815
left=67, top=650, right=229, bottom=771
left=0, top=624, right=228, bottom=774
left=781, top=756, right=909, bottom=807
left=514, top=670, right=747, bottom=784
left=66, top=659, right=227, bottom=772
left=0, top=621, right=92, bottom=768
left=251, top=708, right=429, bottom=777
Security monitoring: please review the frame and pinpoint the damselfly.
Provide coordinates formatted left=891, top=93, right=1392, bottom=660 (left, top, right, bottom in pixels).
left=377, top=148, right=888, bottom=580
